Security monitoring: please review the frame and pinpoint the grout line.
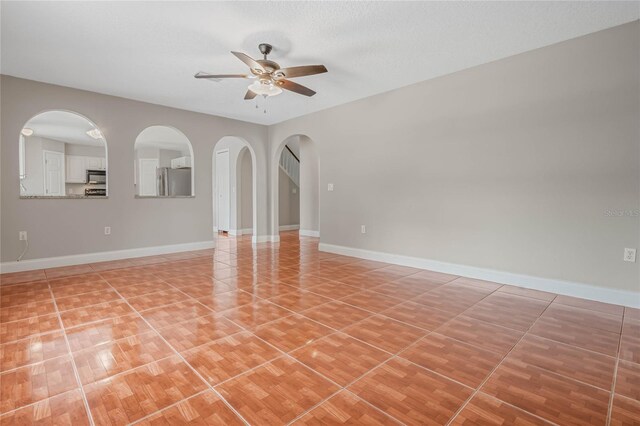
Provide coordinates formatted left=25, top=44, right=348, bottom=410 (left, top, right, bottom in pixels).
left=444, top=294, right=557, bottom=425
left=606, top=308, right=625, bottom=426
left=103, top=283, right=253, bottom=426
left=46, top=283, right=96, bottom=426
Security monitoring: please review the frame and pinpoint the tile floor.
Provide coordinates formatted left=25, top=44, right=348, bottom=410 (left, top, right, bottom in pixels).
left=0, top=231, right=638, bottom=425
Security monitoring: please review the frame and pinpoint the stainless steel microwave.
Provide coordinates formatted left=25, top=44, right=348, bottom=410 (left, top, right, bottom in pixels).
left=86, top=170, right=106, bottom=185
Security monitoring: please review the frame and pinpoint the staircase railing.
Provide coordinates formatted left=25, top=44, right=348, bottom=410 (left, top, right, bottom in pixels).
left=279, top=145, right=300, bottom=186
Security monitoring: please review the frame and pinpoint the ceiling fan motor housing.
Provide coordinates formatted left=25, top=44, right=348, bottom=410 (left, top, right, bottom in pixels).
left=258, top=43, right=273, bottom=57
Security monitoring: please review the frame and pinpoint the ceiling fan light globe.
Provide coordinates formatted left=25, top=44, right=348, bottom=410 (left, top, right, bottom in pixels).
left=248, top=80, right=282, bottom=97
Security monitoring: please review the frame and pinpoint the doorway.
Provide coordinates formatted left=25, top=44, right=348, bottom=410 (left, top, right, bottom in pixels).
left=212, top=137, right=258, bottom=240
left=43, top=150, right=65, bottom=196
left=274, top=135, right=319, bottom=238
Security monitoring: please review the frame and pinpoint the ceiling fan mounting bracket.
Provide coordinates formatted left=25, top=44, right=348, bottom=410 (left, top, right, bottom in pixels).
left=258, top=43, right=273, bottom=58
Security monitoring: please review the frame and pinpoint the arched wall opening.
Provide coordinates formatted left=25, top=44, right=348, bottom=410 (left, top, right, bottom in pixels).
left=134, top=125, right=195, bottom=197
left=212, top=136, right=258, bottom=239
left=272, top=134, right=320, bottom=239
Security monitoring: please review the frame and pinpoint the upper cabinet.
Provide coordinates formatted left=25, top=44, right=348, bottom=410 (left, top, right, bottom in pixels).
left=19, top=111, right=108, bottom=198
left=134, top=126, right=194, bottom=197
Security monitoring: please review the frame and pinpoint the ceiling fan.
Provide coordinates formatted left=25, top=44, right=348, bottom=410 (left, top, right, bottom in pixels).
left=195, top=43, right=327, bottom=100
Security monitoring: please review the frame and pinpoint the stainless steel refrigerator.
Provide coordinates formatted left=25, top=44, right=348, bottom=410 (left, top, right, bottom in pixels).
left=157, top=167, right=192, bottom=196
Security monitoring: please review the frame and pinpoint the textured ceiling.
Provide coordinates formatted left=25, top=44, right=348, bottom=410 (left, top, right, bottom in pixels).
left=1, top=2, right=638, bottom=125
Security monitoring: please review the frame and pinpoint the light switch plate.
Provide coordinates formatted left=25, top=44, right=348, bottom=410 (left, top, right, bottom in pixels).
left=328, top=183, right=334, bottom=191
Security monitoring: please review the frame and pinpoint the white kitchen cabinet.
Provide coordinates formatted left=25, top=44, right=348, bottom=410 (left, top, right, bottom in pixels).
left=85, top=157, right=103, bottom=170
left=65, top=155, right=86, bottom=183
left=171, top=156, right=192, bottom=169
left=100, top=157, right=107, bottom=170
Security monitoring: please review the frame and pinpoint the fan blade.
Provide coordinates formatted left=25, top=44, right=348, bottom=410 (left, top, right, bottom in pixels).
left=278, top=65, right=327, bottom=78
left=277, top=79, right=316, bottom=97
left=244, top=90, right=257, bottom=100
left=195, top=72, right=249, bottom=79
left=231, top=51, right=265, bottom=73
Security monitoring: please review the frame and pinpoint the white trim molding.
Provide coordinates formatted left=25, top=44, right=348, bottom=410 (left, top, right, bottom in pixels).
left=318, top=243, right=640, bottom=308
left=252, top=235, right=280, bottom=244
left=299, top=229, right=320, bottom=238
left=1, top=240, right=215, bottom=274
left=279, top=224, right=300, bottom=231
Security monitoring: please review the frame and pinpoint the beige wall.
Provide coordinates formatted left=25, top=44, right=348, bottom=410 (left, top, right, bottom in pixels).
left=1, top=76, right=268, bottom=261
left=269, top=22, right=640, bottom=292
left=299, top=136, right=319, bottom=232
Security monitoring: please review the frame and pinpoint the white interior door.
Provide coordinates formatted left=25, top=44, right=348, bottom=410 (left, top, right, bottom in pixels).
left=139, top=159, right=159, bottom=196
left=43, top=151, right=65, bottom=196
left=216, top=150, right=230, bottom=231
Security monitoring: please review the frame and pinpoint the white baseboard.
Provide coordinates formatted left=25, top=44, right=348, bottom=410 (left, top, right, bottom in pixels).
left=1, top=241, right=215, bottom=274
left=299, top=229, right=320, bottom=238
left=240, top=228, right=253, bottom=235
left=252, top=235, right=280, bottom=244
left=318, top=243, right=640, bottom=308
left=279, top=224, right=300, bottom=231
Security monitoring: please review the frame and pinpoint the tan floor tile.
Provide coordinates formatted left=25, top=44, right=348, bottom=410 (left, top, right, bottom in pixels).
left=301, top=300, right=373, bottom=330
left=528, top=317, right=620, bottom=356
left=140, top=300, right=212, bottom=329
left=157, top=314, right=242, bottom=352
left=294, top=391, right=401, bottom=425
left=73, top=332, right=173, bottom=384
left=343, top=315, right=426, bottom=353
left=340, top=291, right=404, bottom=313
left=349, top=357, right=473, bottom=426
left=137, top=391, right=244, bottom=425
left=508, top=334, right=616, bottom=389
left=1, top=331, right=68, bottom=371
left=254, top=314, right=333, bottom=352
left=126, top=288, right=190, bottom=311
left=60, top=300, right=135, bottom=328
left=55, top=289, right=122, bottom=311
left=0, top=314, right=61, bottom=343
left=0, top=389, right=90, bottom=425
left=65, top=314, right=153, bottom=352
left=450, top=393, right=552, bottom=425
left=218, top=357, right=339, bottom=425
left=610, top=395, right=640, bottom=426
left=196, top=289, right=257, bottom=313
left=291, top=333, right=391, bottom=386
left=221, top=300, right=292, bottom=329
left=615, top=360, right=640, bottom=401
left=84, top=356, right=207, bottom=425
left=381, top=301, right=456, bottom=331
left=481, top=359, right=610, bottom=425
left=400, top=333, right=503, bottom=388
left=184, top=331, right=281, bottom=385
left=0, top=355, right=79, bottom=414
left=435, top=316, right=524, bottom=357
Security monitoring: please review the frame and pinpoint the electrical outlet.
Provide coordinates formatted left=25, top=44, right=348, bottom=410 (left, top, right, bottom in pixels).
left=624, top=248, right=636, bottom=262
left=292, top=188, right=297, bottom=194
left=327, top=183, right=334, bottom=191
left=19, top=231, right=28, bottom=241
left=104, top=226, right=111, bottom=235
left=361, top=225, right=366, bottom=234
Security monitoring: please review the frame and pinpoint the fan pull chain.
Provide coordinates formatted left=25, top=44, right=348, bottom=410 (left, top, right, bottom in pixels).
left=263, top=94, right=268, bottom=114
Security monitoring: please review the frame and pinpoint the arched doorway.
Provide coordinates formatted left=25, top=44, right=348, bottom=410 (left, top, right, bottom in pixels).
left=272, top=134, right=320, bottom=240
left=212, top=136, right=258, bottom=241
